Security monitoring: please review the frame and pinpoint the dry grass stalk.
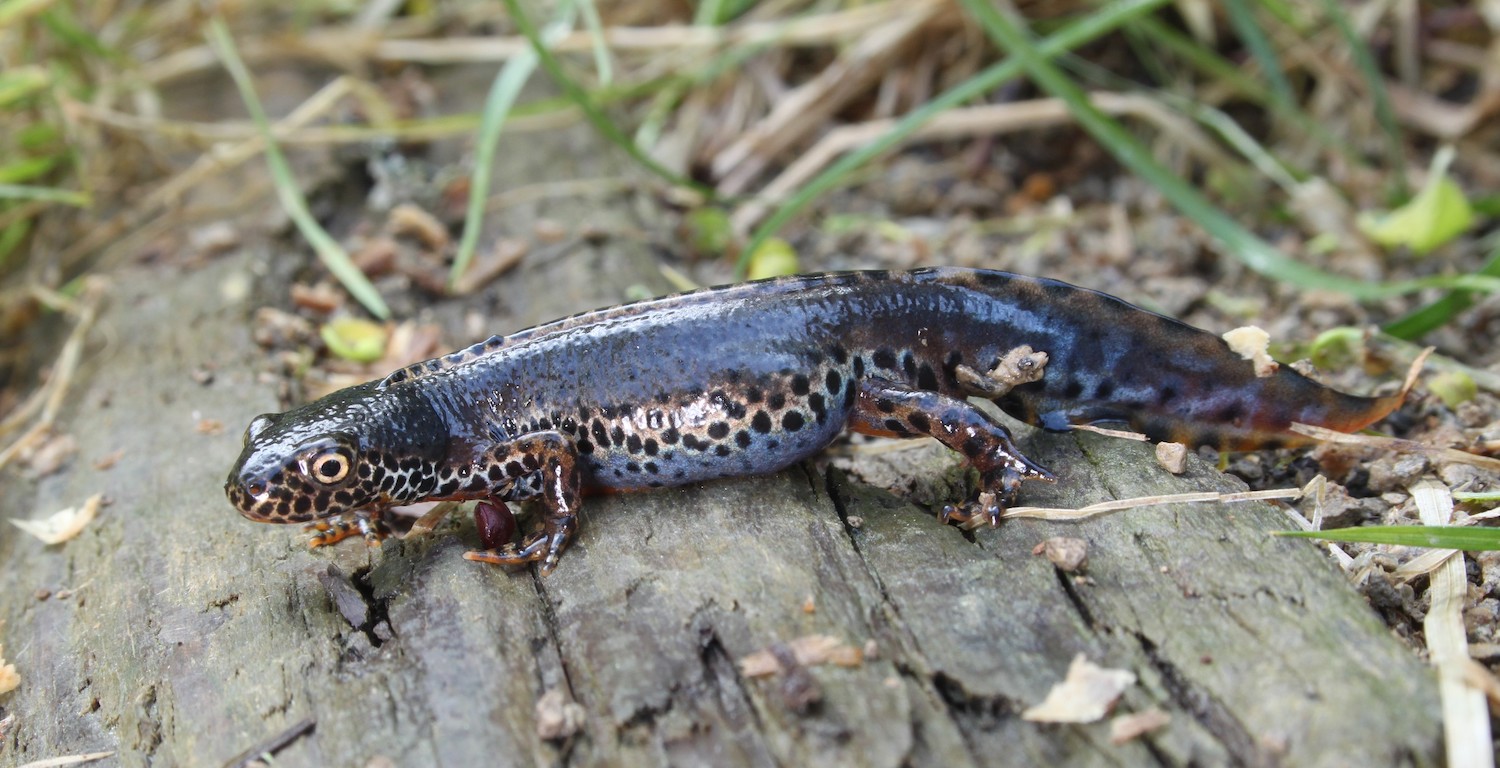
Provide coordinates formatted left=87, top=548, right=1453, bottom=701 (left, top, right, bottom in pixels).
left=1290, top=423, right=1500, bottom=473
left=994, top=486, right=1305, bottom=525
left=730, top=94, right=1237, bottom=234
left=1414, top=480, right=1493, bottom=768
left=713, top=0, right=950, bottom=195
left=0, top=285, right=101, bottom=472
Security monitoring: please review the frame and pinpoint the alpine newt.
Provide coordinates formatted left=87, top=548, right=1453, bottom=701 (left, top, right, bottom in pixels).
left=225, top=267, right=1407, bottom=574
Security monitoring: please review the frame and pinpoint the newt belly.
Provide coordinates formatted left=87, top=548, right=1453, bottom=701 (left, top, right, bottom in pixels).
left=226, top=268, right=1406, bottom=574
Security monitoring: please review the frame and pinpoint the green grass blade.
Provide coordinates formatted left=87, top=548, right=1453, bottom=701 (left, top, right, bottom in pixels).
left=1126, top=15, right=1353, bottom=166
left=1455, top=491, right=1500, bottom=504
left=0, top=183, right=87, bottom=206
left=501, top=0, right=705, bottom=194
left=0, top=214, right=31, bottom=268
left=956, top=1, right=1456, bottom=301
left=693, top=0, right=726, bottom=26
left=740, top=0, right=1174, bottom=276
left=1314, top=0, right=1406, bottom=192
left=576, top=0, right=612, bottom=86
left=1277, top=525, right=1500, bottom=551
left=1383, top=239, right=1500, bottom=339
left=206, top=17, right=390, bottom=320
left=451, top=2, right=578, bottom=290
left=0, top=154, right=60, bottom=184
left=1222, top=0, right=1294, bottom=108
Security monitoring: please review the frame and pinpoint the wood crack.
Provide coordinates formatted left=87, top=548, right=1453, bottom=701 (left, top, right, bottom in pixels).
left=1131, top=630, right=1258, bottom=768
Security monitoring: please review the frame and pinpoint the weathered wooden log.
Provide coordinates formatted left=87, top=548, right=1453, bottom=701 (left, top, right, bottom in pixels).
left=0, top=247, right=1441, bottom=767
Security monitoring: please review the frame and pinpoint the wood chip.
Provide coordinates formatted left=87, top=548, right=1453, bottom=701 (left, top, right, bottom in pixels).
left=387, top=203, right=450, bottom=252
left=1109, top=708, right=1171, bottom=744
left=1021, top=654, right=1136, bottom=723
left=535, top=688, right=584, bottom=740
left=1034, top=537, right=1088, bottom=572
left=12, top=494, right=103, bottom=545
left=1155, top=442, right=1188, bottom=474
left=92, top=449, right=125, bottom=471
left=289, top=282, right=345, bottom=314
left=1222, top=326, right=1278, bottom=377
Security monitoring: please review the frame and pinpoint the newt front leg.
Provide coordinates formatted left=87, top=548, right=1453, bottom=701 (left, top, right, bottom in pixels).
left=463, top=431, right=582, bottom=575
left=305, top=510, right=393, bottom=548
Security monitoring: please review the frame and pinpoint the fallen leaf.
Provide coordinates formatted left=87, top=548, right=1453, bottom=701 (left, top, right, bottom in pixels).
left=1022, top=654, right=1136, bottom=723
left=388, top=203, right=451, bottom=252
left=11, top=494, right=103, bottom=545
left=745, top=237, right=800, bottom=280
left=1358, top=149, right=1473, bottom=255
left=1109, top=708, right=1171, bottom=744
left=321, top=317, right=389, bottom=363
left=740, top=634, right=864, bottom=677
left=23, top=432, right=76, bottom=477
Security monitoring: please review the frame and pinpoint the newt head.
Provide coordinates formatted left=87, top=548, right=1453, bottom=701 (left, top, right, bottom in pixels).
left=225, top=381, right=446, bottom=525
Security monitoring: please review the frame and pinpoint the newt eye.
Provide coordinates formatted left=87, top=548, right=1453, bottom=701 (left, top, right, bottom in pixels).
left=300, top=448, right=353, bottom=487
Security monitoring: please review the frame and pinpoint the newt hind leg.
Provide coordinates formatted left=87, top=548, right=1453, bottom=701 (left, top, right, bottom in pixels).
left=850, top=377, right=1053, bottom=527
left=462, top=430, right=582, bottom=575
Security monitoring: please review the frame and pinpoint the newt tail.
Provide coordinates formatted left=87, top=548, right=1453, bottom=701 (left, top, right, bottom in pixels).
left=226, top=267, right=1415, bottom=574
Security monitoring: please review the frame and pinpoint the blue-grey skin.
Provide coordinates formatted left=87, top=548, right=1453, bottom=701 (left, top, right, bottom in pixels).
left=227, top=267, right=1401, bottom=573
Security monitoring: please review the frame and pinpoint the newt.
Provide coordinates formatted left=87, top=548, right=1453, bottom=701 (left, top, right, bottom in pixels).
left=225, top=267, right=1407, bottom=574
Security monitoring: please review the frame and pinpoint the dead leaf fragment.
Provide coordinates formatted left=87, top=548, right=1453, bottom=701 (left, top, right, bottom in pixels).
left=92, top=449, right=125, bottom=471
left=740, top=634, right=864, bottom=677
left=23, top=432, right=77, bottom=478
left=1155, top=442, right=1188, bottom=474
left=535, top=688, right=585, bottom=740
left=1022, top=654, right=1136, bottom=723
left=11, top=494, right=103, bottom=545
left=0, top=643, right=18, bottom=694
left=1109, top=708, right=1171, bottom=744
left=290, top=282, right=345, bottom=314
left=1222, top=327, right=1278, bottom=378
left=388, top=203, right=451, bottom=252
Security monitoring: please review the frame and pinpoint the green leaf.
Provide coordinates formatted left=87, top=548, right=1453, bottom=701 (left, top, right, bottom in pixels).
left=745, top=238, right=799, bottom=280
left=1427, top=370, right=1477, bottom=408
left=684, top=207, right=734, bottom=257
left=320, top=317, right=388, bottom=363
left=1358, top=171, right=1474, bottom=255
left=1277, top=525, right=1500, bottom=550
